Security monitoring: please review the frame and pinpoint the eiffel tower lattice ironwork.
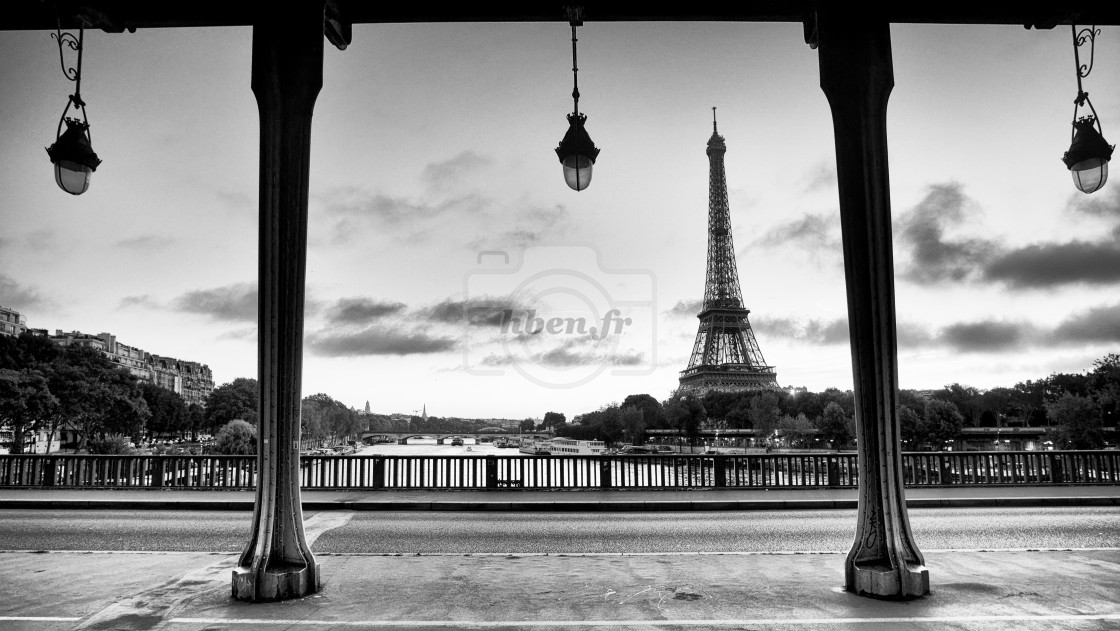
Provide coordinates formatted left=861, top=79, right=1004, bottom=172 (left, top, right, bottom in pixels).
left=679, top=109, right=778, bottom=393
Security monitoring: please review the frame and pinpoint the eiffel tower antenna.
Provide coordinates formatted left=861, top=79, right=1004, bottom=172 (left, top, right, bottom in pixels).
left=679, top=111, right=778, bottom=393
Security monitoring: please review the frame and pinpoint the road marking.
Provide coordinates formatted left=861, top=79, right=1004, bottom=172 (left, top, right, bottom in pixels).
left=304, top=510, right=356, bottom=547
left=165, top=613, right=1120, bottom=626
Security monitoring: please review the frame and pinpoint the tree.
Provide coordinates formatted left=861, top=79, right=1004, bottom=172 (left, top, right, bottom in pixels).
left=87, top=434, right=136, bottom=455
left=816, top=401, right=853, bottom=449
left=620, top=394, right=666, bottom=429
left=921, top=399, right=964, bottom=449
left=902, top=399, right=964, bottom=450
left=1046, top=393, right=1104, bottom=449
left=540, top=411, right=566, bottom=431
left=664, top=392, right=705, bottom=446
left=619, top=405, right=646, bottom=445
left=52, top=346, right=149, bottom=450
left=1090, top=353, right=1120, bottom=429
left=748, top=391, right=782, bottom=440
left=140, top=382, right=188, bottom=439
left=898, top=405, right=922, bottom=448
left=214, top=419, right=257, bottom=455
left=518, top=418, right=535, bottom=432
left=186, top=403, right=206, bottom=440
left=777, top=413, right=813, bottom=448
left=205, top=378, right=258, bottom=433
left=931, top=384, right=981, bottom=427
left=0, top=369, right=58, bottom=453
left=302, top=393, right=361, bottom=446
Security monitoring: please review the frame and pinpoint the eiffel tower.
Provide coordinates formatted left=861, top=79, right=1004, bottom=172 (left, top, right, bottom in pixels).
left=679, top=109, right=778, bottom=393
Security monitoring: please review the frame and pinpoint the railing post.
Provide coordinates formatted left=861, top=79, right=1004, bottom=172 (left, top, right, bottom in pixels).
left=940, top=453, right=952, bottom=485
left=485, top=455, right=498, bottom=489
left=599, top=457, right=612, bottom=489
left=827, top=456, right=840, bottom=487
left=371, top=457, right=384, bottom=489
left=714, top=456, right=726, bottom=488
left=1051, top=453, right=1064, bottom=483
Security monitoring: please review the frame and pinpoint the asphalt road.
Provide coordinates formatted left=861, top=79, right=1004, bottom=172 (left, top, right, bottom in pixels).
left=2, top=506, right=1118, bottom=553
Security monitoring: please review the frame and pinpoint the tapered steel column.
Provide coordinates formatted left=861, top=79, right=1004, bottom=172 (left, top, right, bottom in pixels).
left=810, top=9, right=929, bottom=599
left=232, top=1, right=324, bottom=602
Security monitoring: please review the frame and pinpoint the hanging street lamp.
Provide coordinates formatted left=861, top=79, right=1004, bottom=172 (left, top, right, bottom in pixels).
left=45, top=23, right=101, bottom=195
left=1062, top=25, right=1113, bottom=194
left=555, top=6, right=600, bottom=192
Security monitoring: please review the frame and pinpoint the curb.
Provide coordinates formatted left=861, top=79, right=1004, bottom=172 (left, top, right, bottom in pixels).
left=2, top=496, right=1117, bottom=511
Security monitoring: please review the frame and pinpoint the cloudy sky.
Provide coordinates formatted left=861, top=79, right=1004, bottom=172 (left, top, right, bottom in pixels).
left=1, top=21, right=1118, bottom=420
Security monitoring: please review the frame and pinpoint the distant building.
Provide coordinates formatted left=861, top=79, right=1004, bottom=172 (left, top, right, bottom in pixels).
left=148, top=354, right=215, bottom=407
left=0, top=305, right=27, bottom=337
left=48, top=329, right=214, bottom=407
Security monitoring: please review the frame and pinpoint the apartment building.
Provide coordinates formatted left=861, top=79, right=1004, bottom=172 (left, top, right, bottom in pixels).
left=0, top=305, right=27, bottom=337
left=49, top=330, right=214, bottom=407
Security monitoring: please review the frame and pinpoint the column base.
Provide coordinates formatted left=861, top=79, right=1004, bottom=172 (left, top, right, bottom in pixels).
left=847, top=561, right=929, bottom=600
left=232, top=561, right=320, bottom=602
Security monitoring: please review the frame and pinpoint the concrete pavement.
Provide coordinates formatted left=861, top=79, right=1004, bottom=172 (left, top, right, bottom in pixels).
left=1, top=548, right=1118, bottom=629
left=2, top=486, right=1119, bottom=629
left=1, top=484, right=1119, bottom=511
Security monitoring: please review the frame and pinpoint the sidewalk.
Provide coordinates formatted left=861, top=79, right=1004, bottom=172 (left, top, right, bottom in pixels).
left=1, top=548, right=1118, bottom=629
left=1, top=484, right=1119, bottom=511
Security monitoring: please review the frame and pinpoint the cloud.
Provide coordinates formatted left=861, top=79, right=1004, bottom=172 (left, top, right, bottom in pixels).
left=422, top=151, right=493, bottom=193
left=118, top=295, right=161, bottom=309
left=306, top=326, right=456, bottom=356
left=215, top=189, right=254, bottom=210
left=323, top=187, right=486, bottom=224
left=754, top=316, right=849, bottom=345
left=893, top=182, right=1120, bottom=289
left=666, top=299, right=703, bottom=317
left=324, top=297, right=407, bottom=326
left=1067, top=185, right=1120, bottom=220
left=982, top=241, right=1120, bottom=288
left=480, top=335, right=645, bottom=368
left=115, top=235, right=175, bottom=250
left=0, top=275, right=52, bottom=311
left=938, top=320, right=1037, bottom=352
left=756, top=212, right=840, bottom=250
left=423, top=296, right=534, bottom=327
left=896, top=322, right=935, bottom=348
left=466, top=204, right=570, bottom=250
left=171, top=283, right=257, bottom=322
left=805, top=162, right=837, bottom=193
left=897, top=183, right=995, bottom=284
left=1052, top=303, right=1120, bottom=344
left=318, top=186, right=491, bottom=245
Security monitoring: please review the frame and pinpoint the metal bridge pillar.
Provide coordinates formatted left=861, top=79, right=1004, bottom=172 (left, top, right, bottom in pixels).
left=809, top=7, right=929, bottom=599
left=232, top=0, right=323, bottom=602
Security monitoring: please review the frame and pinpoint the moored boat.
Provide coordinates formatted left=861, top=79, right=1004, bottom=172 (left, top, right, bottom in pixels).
left=548, top=438, right=606, bottom=455
left=518, top=439, right=551, bottom=455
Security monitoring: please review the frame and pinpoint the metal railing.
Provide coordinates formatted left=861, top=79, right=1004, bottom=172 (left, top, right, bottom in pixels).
left=0, top=451, right=1117, bottom=490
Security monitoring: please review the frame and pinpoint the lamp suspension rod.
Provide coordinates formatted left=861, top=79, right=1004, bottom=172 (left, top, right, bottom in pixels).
left=1072, top=24, right=1086, bottom=99
left=570, top=20, right=579, bottom=116
left=1071, top=24, right=1103, bottom=138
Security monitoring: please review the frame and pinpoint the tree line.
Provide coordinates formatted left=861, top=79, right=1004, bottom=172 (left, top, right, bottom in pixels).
left=0, top=333, right=363, bottom=454
left=552, top=353, right=1119, bottom=450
